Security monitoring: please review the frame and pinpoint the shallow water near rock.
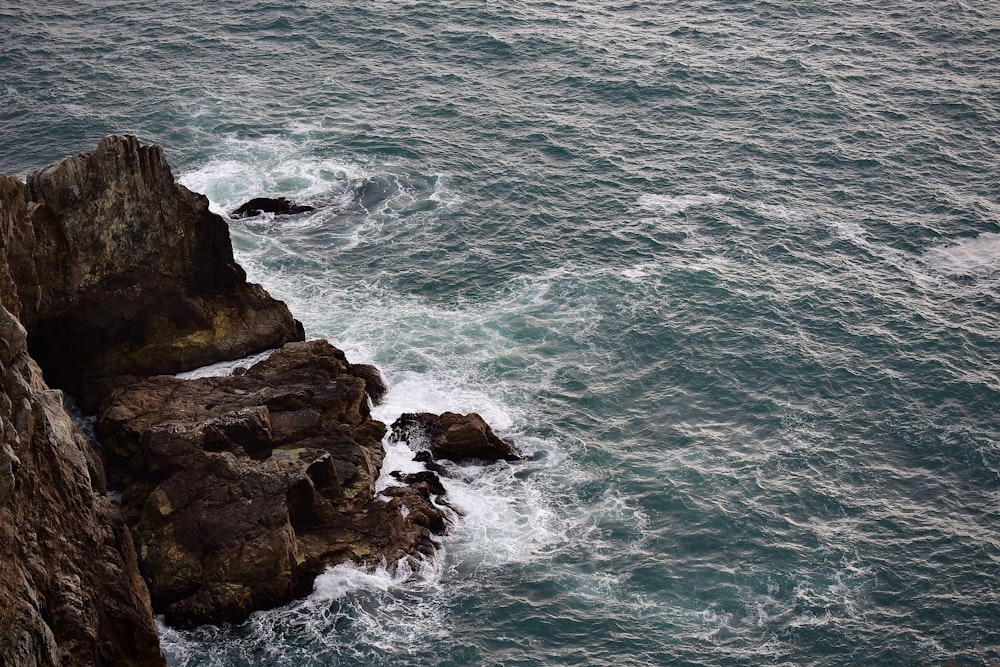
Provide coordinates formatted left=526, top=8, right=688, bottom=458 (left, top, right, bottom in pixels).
left=3, top=1, right=999, bottom=665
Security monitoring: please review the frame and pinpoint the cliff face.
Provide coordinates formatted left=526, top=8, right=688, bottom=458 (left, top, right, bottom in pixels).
left=0, top=178, right=163, bottom=665
left=0, top=137, right=304, bottom=665
left=6, top=135, right=304, bottom=413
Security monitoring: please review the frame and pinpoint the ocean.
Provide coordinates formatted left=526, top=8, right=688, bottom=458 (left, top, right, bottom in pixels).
left=2, top=1, right=999, bottom=665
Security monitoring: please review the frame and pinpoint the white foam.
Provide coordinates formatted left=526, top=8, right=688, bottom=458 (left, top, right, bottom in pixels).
left=638, top=193, right=729, bottom=215
left=177, top=134, right=458, bottom=234
left=754, top=202, right=806, bottom=221
left=173, top=349, right=276, bottom=379
left=620, top=261, right=659, bottom=281
left=178, top=135, right=371, bottom=213
left=374, top=438, right=428, bottom=493
left=309, top=559, right=417, bottom=601
left=921, top=232, right=1000, bottom=278
left=371, top=372, right=515, bottom=434
left=159, top=557, right=447, bottom=664
left=440, top=461, right=565, bottom=568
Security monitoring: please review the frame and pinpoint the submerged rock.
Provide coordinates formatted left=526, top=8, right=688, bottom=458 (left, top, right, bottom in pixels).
left=231, top=197, right=315, bottom=218
left=390, top=412, right=522, bottom=464
left=4, top=136, right=304, bottom=412
left=98, top=340, right=447, bottom=628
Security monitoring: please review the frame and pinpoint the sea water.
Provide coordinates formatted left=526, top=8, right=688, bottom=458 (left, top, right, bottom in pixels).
left=2, top=1, right=999, bottom=665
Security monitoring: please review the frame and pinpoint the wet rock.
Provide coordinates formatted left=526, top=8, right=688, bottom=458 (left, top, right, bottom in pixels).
left=4, top=136, right=303, bottom=412
left=391, top=470, right=448, bottom=498
left=351, top=363, right=388, bottom=406
left=390, top=412, right=522, bottom=464
left=232, top=197, right=315, bottom=218
left=98, top=340, right=447, bottom=628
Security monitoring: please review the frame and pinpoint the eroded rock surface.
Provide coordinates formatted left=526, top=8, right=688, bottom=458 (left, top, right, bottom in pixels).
left=98, top=340, right=447, bottom=628
left=5, top=136, right=304, bottom=412
left=0, top=301, right=164, bottom=666
left=390, top=412, right=522, bottom=464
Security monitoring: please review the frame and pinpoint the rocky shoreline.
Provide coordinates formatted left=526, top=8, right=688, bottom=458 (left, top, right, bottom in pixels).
left=0, top=137, right=518, bottom=665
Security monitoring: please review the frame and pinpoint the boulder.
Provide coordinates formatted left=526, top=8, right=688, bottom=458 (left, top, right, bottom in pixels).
left=98, top=340, right=447, bottom=628
left=232, top=197, right=315, bottom=218
left=390, top=412, right=522, bottom=464
left=4, top=136, right=304, bottom=412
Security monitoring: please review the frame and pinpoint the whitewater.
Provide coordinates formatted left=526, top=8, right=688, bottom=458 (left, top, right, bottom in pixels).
left=2, top=1, right=999, bottom=665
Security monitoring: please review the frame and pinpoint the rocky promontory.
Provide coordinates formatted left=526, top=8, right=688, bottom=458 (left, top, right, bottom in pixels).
left=5, top=136, right=305, bottom=413
left=0, top=136, right=513, bottom=664
left=98, top=340, right=446, bottom=628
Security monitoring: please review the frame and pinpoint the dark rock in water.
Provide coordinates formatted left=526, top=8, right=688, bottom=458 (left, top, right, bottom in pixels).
left=390, top=470, right=448, bottom=498
left=350, top=363, right=388, bottom=406
left=391, top=412, right=522, bottom=464
left=3, top=136, right=304, bottom=412
left=97, top=340, right=446, bottom=629
left=231, top=197, right=315, bottom=218
left=0, top=294, right=164, bottom=665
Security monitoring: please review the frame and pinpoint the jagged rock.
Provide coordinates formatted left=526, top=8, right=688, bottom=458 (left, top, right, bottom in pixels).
left=98, top=340, right=447, bottom=628
left=390, top=470, right=448, bottom=498
left=231, top=197, right=315, bottom=218
left=351, top=363, right=388, bottom=406
left=390, top=412, right=522, bottom=463
left=3, top=136, right=304, bottom=412
left=0, top=300, right=164, bottom=666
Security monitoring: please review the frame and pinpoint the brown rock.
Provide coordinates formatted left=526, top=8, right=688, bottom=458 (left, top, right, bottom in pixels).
left=98, top=340, right=447, bottom=628
left=351, top=363, right=388, bottom=406
left=390, top=411, right=522, bottom=464
left=0, top=302, right=164, bottom=666
left=4, top=135, right=304, bottom=412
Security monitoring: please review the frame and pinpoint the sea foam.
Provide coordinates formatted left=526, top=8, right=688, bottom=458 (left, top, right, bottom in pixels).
left=921, top=232, right=1000, bottom=279
left=637, top=193, right=729, bottom=215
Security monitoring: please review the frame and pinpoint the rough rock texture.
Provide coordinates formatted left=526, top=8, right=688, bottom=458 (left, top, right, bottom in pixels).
left=0, top=137, right=468, bottom=661
left=0, top=300, right=164, bottom=666
left=350, top=363, right=388, bottom=406
left=390, top=412, right=522, bottom=463
left=98, top=340, right=447, bottom=628
left=231, top=197, right=315, bottom=218
left=5, top=136, right=304, bottom=412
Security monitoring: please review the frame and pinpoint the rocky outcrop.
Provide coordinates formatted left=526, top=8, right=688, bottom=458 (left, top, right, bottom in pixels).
left=0, top=301, right=164, bottom=666
left=5, top=136, right=304, bottom=412
left=232, top=197, right=315, bottom=218
left=0, top=136, right=499, bottom=661
left=97, top=340, right=447, bottom=628
left=390, top=412, right=522, bottom=463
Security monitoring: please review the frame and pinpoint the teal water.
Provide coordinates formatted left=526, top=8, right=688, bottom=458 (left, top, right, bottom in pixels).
left=3, top=1, right=1000, bottom=665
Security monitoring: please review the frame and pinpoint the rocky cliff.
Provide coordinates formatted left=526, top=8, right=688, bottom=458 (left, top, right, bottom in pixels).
left=0, top=137, right=477, bottom=663
left=0, top=137, right=309, bottom=664
left=0, top=174, right=164, bottom=665
left=97, top=340, right=447, bottom=629
left=5, top=135, right=305, bottom=413
left=0, top=136, right=517, bottom=663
